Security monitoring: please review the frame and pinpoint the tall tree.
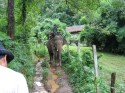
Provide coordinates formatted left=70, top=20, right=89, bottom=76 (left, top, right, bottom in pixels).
left=22, top=0, right=26, bottom=25
left=7, top=0, right=15, bottom=39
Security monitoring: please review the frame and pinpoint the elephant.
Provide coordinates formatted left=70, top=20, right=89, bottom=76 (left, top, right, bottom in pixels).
left=46, top=33, right=66, bottom=66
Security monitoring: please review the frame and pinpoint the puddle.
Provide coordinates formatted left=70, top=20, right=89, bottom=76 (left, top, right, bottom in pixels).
left=48, top=67, right=59, bottom=93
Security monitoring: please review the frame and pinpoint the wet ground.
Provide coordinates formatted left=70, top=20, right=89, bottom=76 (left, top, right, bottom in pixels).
left=31, top=61, right=72, bottom=93
left=48, top=67, right=59, bottom=93
left=31, top=61, right=48, bottom=93
left=54, top=67, right=73, bottom=93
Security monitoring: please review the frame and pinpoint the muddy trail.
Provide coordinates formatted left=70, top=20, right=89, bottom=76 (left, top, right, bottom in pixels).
left=31, top=61, right=48, bottom=93
left=31, top=61, right=73, bottom=93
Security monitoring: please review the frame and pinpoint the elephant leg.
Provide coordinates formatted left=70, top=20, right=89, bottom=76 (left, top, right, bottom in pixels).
left=46, top=41, right=53, bottom=65
left=49, top=53, right=53, bottom=65
left=55, top=51, right=61, bottom=67
left=55, top=51, right=58, bottom=66
left=52, top=47, right=56, bottom=66
left=58, top=51, right=62, bottom=66
left=55, top=52, right=58, bottom=66
left=53, top=50, right=58, bottom=67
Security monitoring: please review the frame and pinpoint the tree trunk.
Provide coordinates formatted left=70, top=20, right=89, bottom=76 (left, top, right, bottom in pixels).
left=22, top=0, right=26, bottom=25
left=7, top=0, right=15, bottom=39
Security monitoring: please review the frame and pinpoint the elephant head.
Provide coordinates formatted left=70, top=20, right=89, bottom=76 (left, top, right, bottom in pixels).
left=46, top=34, right=66, bottom=66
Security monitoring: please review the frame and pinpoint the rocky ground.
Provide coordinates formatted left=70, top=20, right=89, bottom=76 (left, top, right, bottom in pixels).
left=31, top=61, right=73, bottom=93
left=31, top=61, right=48, bottom=93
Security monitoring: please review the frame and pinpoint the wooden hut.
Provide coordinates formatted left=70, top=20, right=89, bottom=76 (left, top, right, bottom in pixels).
left=66, top=25, right=85, bottom=53
left=66, top=25, right=84, bottom=34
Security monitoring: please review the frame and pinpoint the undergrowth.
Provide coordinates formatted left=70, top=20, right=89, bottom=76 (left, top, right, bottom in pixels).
left=62, top=47, right=109, bottom=93
left=41, top=60, right=49, bottom=80
left=34, top=44, right=47, bottom=59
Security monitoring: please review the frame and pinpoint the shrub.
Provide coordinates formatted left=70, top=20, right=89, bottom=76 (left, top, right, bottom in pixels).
left=81, top=48, right=93, bottom=66
left=41, top=61, right=49, bottom=68
left=42, top=68, right=49, bottom=80
left=34, top=44, right=47, bottom=58
left=62, top=46, right=109, bottom=93
left=41, top=61, right=49, bottom=80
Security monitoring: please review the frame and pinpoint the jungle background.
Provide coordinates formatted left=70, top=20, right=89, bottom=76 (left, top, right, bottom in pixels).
left=0, top=0, right=125, bottom=93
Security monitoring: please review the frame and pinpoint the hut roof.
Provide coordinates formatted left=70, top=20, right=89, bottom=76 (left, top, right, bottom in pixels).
left=66, top=25, right=85, bottom=34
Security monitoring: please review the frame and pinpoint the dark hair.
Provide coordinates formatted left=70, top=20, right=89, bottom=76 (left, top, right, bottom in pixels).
left=0, top=43, right=14, bottom=63
left=0, top=55, right=5, bottom=59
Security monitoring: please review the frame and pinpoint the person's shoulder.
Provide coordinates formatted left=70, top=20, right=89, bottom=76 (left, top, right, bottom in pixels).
left=0, top=65, right=15, bottom=73
left=0, top=65, right=24, bottom=78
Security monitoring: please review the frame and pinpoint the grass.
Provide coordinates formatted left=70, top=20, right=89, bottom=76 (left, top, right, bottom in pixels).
left=98, top=52, right=125, bottom=85
left=63, top=45, right=92, bottom=53
left=63, top=45, right=125, bottom=83
left=62, top=45, right=125, bottom=92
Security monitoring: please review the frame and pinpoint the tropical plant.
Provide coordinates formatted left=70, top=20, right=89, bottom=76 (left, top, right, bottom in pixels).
left=62, top=47, right=109, bottom=93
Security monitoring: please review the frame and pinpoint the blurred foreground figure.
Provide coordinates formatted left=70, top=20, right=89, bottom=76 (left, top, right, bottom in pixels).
left=0, top=43, right=29, bottom=93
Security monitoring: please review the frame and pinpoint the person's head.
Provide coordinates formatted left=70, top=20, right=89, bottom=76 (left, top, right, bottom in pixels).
left=0, top=43, right=14, bottom=67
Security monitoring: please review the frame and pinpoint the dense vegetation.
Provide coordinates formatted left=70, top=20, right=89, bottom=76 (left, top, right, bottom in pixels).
left=80, top=0, right=125, bottom=54
left=0, top=0, right=45, bottom=89
left=0, top=0, right=125, bottom=92
left=62, top=46, right=109, bottom=93
left=62, top=46, right=125, bottom=93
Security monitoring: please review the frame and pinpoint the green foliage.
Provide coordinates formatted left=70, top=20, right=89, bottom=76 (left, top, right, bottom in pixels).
left=117, top=26, right=125, bottom=42
left=61, top=50, right=71, bottom=64
left=79, top=16, right=88, bottom=24
left=0, top=0, right=45, bottom=90
left=117, top=83, right=125, bottom=93
left=14, top=0, right=44, bottom=42
left=80, top=25, right=94, bottom=42
left=1, top=0, right=125, bottom=92
left=41, top=60, right=49, bottom=68
left=42, top=68, right=49, bottom=80
left=62, top=46, right=109, bottom=93
left=34, top=44, right=47, bottom=58
left=41, top=61, right=49, bottom=80
left=0, top=0, right=7, bottom=32
left=32, top=18, right=70, bottom=41
left=81, top=49, right=93, bottom=66
left=98, top=52, right=125, bottom=93
left=43, top=0, right=77, bottom=25
left=62, top=48, right=79, bottom=64
left=67, top=0, right=99, bottom=13
left=0, top=32, right=10, bottom=41
left=80, top=0, right=125, bottom=54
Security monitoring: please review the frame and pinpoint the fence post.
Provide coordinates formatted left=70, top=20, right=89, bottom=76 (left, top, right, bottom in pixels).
left=111, top=72, right=116, bottom=93
left=77, top=41, right=80, bottom=54
left=92, top=45, right=100, bottom=93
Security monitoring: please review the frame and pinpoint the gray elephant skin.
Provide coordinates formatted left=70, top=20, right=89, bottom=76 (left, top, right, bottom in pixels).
left=46, top=35, right=66, bottom=66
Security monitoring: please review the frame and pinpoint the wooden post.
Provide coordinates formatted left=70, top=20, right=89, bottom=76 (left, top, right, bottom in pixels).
left=77, top=40, right=81, bottom=62
left=111, top=72, right=116, bottom=93
left=77, top=41, right=80, bottom=54
left=77, top=34, right=81, bottom=62
left=92, top=45, right=100, bottom=93
left=67, top=39, right=70, bottom=61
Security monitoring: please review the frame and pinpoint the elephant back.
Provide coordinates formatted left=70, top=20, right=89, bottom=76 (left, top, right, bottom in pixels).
left=54, top=35, right=63, bottom=41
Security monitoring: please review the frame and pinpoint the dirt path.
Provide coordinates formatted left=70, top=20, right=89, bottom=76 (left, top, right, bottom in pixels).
left=55, top=67, right=73, bottom=93
left=31, top=60, right=73, bottom=93
left=31, top=61, right=48, bottom=93
left=47, top=67, right=59, bottom=93
left=45, top=66, right=73, bottom=93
